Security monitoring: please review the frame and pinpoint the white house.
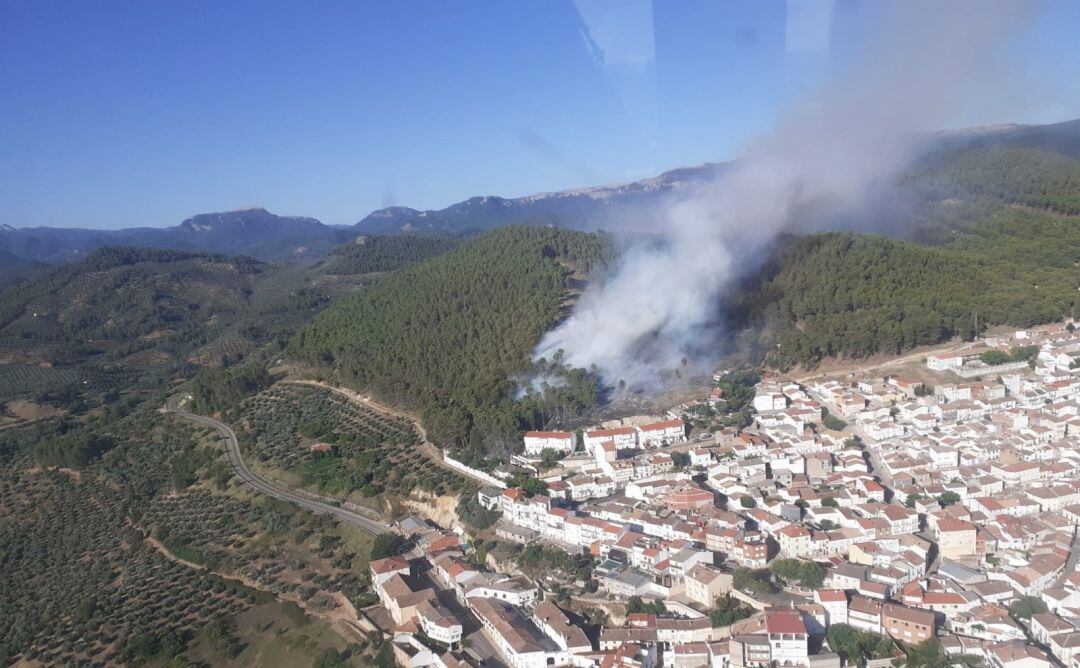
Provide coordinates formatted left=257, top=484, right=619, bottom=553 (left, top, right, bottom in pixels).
left=753, top=391, right=787, bottom=412
left=417, top=600, right=464, bottom=645
left=637, top=419, right=686, bottom=448
left=928, top=352, right=964, bottom=371
left=585, top=426, right=638, bottom=452
left=523, top=430, right=575, bottom=456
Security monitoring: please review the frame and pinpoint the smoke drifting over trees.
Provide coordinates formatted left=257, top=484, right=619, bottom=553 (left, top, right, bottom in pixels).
left=535, top=1, right=1035, bottom=385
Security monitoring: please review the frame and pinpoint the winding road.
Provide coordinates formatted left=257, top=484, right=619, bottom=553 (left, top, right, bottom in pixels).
left=164, top=394, right=392, bottom=536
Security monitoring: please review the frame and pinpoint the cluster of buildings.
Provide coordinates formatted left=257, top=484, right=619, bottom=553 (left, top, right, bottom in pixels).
left=368, top=323, right=1078, bottom=667
left=523, top=419, right=688, bottom=457
left=369, top=516, right=572, bottom=668
left=513, top=418, right=688, bottom=502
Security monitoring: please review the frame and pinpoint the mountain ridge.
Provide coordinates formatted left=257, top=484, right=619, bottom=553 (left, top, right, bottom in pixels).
left=0, top=207, right=352, bottom=263
left=5, top=118, right=1080, bottom=262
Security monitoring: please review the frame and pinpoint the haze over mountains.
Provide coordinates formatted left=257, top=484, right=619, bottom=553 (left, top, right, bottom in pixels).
left=0, top=208, right=350, bottom=264
left=0, top=162, right=725, bottom=264
left=2, top=119, right=1079, bottom=268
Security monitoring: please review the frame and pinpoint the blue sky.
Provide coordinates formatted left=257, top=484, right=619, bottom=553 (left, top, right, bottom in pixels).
left=2, top=0, right=1079, bottom=230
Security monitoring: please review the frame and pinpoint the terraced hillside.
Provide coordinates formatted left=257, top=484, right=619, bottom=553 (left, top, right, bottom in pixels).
left=0, top=403, right=388, bottom=666
left=238, top=383, right=474, bottom=499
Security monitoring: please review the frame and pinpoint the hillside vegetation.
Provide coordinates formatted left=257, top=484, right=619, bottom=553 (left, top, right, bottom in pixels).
left=911, top=145, right=1080, bottom=215
left=289, top=226, right=613, bottom=455
left=0, top=401, right=388, bottom=666
left=316, top=233, right=465, bottom=275
left=740, top=145, right=1080, bottom=367
left=0, top=207, right=357, bottom=263
left=0, top=246, right=372, bottom=412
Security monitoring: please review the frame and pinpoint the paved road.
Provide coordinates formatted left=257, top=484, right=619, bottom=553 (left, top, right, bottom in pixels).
left=165, top=395, right=392, bottom=536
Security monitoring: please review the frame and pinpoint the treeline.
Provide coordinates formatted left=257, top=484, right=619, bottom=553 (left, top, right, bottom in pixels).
left=318, top=234, right=466, bottom=275
left=34, top=430, right=116, bottom=468
left=911, top=146, right=1080, bottom=215
left=189, top=362, right=273, bottom=413
left=289, top=226, right=613, bottom=456
left=736, top=229, right=1076, bottom=367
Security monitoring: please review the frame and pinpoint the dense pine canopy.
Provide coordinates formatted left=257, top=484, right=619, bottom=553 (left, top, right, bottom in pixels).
left=289, top=226, right=613, bottom=452
left=317, top=234, right=466, bottom=275
left=736, top=145, right=1080, bottom=367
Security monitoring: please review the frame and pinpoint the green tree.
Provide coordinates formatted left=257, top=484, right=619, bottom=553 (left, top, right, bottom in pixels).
left=770, top=559, right=825, bottom=589
left=740, top=496, right=757, bottom=509
left=980, top=350, right=1010, bottom=365
left=733, top=568, right=770, bottom=596
left=937, top=491, right=961, bottom=507
left=507, top=474, right=547, bottom=497
left=905, top=638, right=952, bottom=668
left=371, top=533, right=414, bottom=560
left=207, top=617, right=243, bottom=659
left=314, top=648, right=348, bottom=668
left=34, top=432, right=116, bottom=468
left=708, top=594, right=754, bottom=627
left=627, top=596, right=666, bottom=615
left=826, top=624, right=895, bottom=667
left=456, top=494, right=500, bottom=530
left=259, top=503, right=292, bottom=534
left=1009, top=596, right=1048, bottom=620
left=539, top=448, right=560, bottom=469
left=670, top=451, right=691, bottom=468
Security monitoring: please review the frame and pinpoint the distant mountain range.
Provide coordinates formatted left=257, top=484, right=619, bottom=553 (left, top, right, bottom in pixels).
left=351, top=162, right=729, bottom=235
left=0, top=162, right=725, bottom=265
left=0, top=208, right=350, bottom=264
left=3, top=119, right=1079, bottom=265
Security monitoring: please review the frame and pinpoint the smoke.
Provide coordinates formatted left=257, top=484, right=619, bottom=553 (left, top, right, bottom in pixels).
left=535, top=0, right=1034, bottom=386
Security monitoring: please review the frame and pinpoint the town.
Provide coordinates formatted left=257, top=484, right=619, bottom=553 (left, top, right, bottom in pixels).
left=366, top=322, right=1080, bottom=668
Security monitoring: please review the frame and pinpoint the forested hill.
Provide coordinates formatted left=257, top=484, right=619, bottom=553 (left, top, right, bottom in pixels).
left=736, top=143, right=1080, bottom=367
left=0, top=250, right=44, bottom=285
left=316, top=233, right=467, bottom=275
left=0, top=246, right=377, bottom=410
left=288, top=227, right=613, bottom=453
left=910, top=145, right=1080, bottom=215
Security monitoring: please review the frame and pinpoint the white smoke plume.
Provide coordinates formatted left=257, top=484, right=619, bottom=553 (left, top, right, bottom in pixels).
left=536, top=0, right=1034, bottom=385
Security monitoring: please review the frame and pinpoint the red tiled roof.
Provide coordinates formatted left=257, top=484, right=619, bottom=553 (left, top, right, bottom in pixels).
left=937, top=518, right=976, bottom=533
left=816, top=589, right=847, bottom=603
left=765, top=610, right=807, bottom=635
left=587, top=426, right=636, bottom=437
left=370, top=555, right=410, bottom=574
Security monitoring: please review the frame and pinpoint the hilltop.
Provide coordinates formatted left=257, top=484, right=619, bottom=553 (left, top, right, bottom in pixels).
left=352, top=162, right=729, bottom=235
left=732, top=141, right=1080, bottom=368
left=289, top=226, right=614, bottom=456
left=0, top=207, right=355, bottom=263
